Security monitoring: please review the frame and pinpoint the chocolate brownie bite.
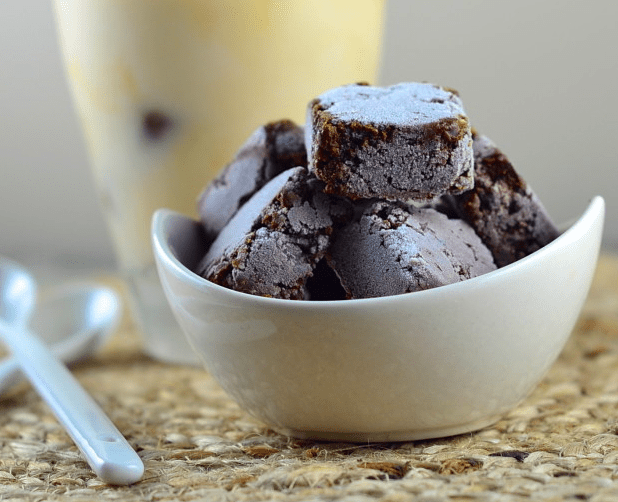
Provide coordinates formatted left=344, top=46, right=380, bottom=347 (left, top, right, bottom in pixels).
left=198, top=167, right=352, bottom=299
left=328, top=201, right=496, bottom=299
left=198, top=119, right=307, bottom=241
left=449, top=132, right=560, bottom=267
left=305, top=82, right=473, bottom=201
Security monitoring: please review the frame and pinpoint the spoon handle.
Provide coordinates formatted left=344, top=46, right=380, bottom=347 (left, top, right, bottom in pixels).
left=0, top=320, right=144, bottom=485
left=0, top=335, right=92, bottom=395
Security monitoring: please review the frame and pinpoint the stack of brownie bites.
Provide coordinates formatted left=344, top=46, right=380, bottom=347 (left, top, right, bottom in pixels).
left=196, top=82, right=559, bottom=300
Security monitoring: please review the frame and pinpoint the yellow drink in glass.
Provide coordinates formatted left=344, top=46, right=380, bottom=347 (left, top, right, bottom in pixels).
left=53, top=0, right=386, bottom=363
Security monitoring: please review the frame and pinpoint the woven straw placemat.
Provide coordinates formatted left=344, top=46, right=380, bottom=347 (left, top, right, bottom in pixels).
left=1, top=255, right=618, bottom=501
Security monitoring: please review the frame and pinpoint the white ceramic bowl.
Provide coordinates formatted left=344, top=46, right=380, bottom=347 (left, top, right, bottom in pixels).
left=152, top=196, right=604, bottom=442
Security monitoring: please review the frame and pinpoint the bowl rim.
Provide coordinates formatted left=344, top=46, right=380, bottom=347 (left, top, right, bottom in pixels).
left=152, top=195, right=605, bottom=310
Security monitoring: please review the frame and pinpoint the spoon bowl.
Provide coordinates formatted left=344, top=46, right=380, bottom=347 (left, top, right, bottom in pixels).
left=0, top=282, right=121, bottom=394
left=0, top=257, right=36, bottom=326
left=30, top=283, right=121, bottom=364
left=152, top=196, right=605, bottom=442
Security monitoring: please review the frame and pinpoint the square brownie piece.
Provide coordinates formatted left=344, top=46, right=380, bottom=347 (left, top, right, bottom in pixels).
left=306, top=82, right=473, bottom=201
left=198, top=119, right=306, bottom=241
left=198, top=167, right=352, bottom=300
left=448, top=132, right=560, bottom=267
left=328, top=200, right=496, bottom=298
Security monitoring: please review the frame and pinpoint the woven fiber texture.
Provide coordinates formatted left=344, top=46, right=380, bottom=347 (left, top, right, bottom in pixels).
left=1, top=255, right=618, bottom=501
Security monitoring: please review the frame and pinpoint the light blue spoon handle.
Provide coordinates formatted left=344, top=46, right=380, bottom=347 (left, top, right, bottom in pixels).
left=0, top=319, right=143, bottom=485
left=0, top=340, right=79, bottom=395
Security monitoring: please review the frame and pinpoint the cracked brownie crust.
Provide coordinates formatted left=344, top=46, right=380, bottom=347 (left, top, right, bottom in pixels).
left=198, top=167, right=352, bottom=299
left=329, top=201, right=496, bottom=299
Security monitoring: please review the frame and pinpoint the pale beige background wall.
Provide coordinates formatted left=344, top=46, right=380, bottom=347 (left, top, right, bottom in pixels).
left=0, top=0, right=616, bottom=270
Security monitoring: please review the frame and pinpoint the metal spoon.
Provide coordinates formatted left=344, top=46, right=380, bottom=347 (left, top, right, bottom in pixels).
left=0, top=282, right=120, bottom=395
left=0, top=257, right=144, bottom=485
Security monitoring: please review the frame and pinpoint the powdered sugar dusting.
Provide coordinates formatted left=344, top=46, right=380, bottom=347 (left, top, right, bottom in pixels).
left=316, top=82, right=465, bottom=126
